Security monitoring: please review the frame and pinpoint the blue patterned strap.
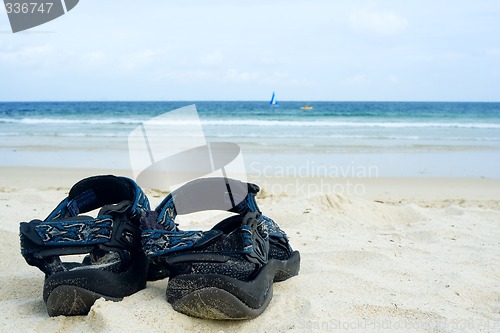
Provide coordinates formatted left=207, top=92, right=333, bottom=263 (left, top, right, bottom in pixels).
left=19, top=175, right=150, bottom=275
left=154, top=177, right=260, bottom=231
left=142, top=217, right=269, bottom=263
left=143, top=211, right=270, bottom=266
left=144, top=178, right=273, bottom=264
left=142, top=229, right=222, bottom=257
left=20, top=211, right=143, bottom=275
left=19, top=216, right=114, bottom=275
left=20, top=217, right=113, bottom=252
left=46, top=175, right=150, bottom=222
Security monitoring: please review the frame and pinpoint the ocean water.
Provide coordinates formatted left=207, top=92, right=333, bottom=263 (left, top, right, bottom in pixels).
left=1, top=101, right=500, bottom=178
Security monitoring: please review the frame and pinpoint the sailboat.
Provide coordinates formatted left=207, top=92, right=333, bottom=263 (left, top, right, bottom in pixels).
left=269, top=92, right=279, bottom=107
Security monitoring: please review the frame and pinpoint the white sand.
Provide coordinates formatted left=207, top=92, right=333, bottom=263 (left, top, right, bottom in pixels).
left=1, top=167, right=499, bottom=332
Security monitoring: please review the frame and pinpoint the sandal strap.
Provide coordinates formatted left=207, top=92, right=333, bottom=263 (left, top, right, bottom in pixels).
left=143, top=177, right=269, bottom=265
left=21, top=216, right=114, bottom=248
left=142, top=229, right=215, bottom=257
left=45, top=175, right=150, bottom=221
left=19, top=175, right=150, bottom=275
left=152, top=177, right=260, bottom=231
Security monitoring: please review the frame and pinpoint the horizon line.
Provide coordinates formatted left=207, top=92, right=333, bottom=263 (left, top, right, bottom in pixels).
left=1, top=100, right=500, bottom=103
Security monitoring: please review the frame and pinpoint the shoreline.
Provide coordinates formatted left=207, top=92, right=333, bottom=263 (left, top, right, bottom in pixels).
left=2, top=149, right=499, bottom=179
left=1, top=166, right=500, bottom=203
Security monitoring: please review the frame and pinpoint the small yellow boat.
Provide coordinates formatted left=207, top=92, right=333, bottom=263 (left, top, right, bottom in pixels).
left=300, top=105, right=313, bottom=110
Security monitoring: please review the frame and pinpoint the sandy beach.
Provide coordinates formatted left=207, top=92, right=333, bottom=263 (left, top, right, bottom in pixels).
left=3, top=0, right=500, bottom=330
left=1, top=166, right=499, bottom=332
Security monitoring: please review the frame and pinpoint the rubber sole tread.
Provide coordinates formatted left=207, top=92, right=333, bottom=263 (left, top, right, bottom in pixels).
left=167, top=251, right=300, bottom=319
left=46, top=285, right=121, bottom=317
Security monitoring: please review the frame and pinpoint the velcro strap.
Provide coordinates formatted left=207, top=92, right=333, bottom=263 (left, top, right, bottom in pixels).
left=21, top=217, right=113, bottom=249
left=39, top=217, right=113, bottom=245
left=142, top=229, right=222, bottom=258
left=241, top=213, right=269, bottom=265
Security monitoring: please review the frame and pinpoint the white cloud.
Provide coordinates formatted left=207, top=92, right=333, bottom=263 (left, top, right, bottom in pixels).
left=349, top=6, right=408, bottom=36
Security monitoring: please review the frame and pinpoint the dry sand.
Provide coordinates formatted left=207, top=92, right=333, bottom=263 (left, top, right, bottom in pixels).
left=1, top=167, right=499, bottom=332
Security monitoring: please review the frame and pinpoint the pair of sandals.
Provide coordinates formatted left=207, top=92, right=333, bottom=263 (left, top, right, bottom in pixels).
left=20, top=175, right=300, bottom=319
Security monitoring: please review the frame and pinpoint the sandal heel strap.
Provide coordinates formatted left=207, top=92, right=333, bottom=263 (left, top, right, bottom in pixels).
left=152, top=177, right=261, bottom=231
left=19, top=175, right=149, bottom=275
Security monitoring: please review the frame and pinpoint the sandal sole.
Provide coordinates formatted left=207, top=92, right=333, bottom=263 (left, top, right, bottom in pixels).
left=46, top=285, right=121, bottom=316
left=43, top=253, right=148, bottom=316
left=171, top=285, right=274, bottom=319
left=167, top=251, right=300, bottom=319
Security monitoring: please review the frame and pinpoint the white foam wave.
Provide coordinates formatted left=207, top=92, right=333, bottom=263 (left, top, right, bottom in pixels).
left=201, top=120, right=500, bottom=129
left=1, top=117, right=500, bottom=129
left=0, top=118, right=142, bottom=125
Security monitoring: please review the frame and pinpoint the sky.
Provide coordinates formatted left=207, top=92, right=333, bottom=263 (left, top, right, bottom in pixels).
left=0, top=0, right=499, bottom=102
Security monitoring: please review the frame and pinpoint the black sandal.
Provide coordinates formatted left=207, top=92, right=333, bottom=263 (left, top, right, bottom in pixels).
left=20, top=175, right=150, bottom=316
left=142, top=177, right=300, bottom=319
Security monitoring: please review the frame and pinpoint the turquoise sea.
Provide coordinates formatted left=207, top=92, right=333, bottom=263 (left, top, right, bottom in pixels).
left=1, top=101, right=500, bottom=178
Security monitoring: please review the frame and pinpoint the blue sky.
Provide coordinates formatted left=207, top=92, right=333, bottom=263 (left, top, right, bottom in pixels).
left=1, top=0, right=499, bottom=101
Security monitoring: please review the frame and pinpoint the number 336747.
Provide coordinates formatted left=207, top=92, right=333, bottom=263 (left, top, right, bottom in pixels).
left=5, top=2, right=54, bottom=14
